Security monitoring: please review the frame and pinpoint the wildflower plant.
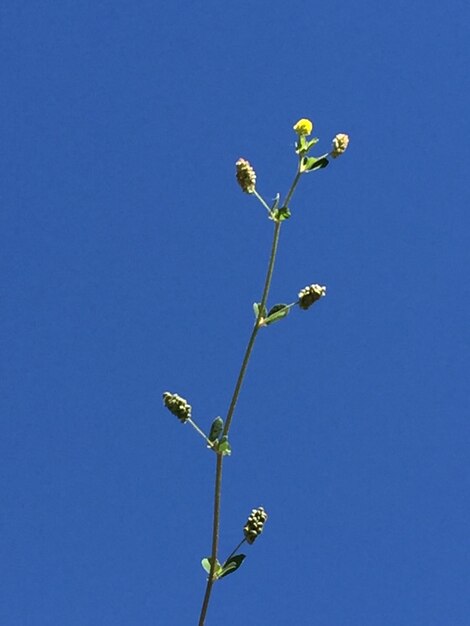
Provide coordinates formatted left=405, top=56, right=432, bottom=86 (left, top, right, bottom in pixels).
left=163, top=119, right=349, bottom=625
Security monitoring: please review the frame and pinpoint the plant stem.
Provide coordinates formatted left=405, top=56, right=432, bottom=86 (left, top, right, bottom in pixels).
left=283, top=168, right=301, bottom=209
left=198, top=453, right=223, bottom=626
left=198, top=165, right=302, bottom=625
left=223, top=538, right=247, bottom=566
left=186, top=418, right=214, bottom=448
left=224, top=219, right=281, bottom=438
left=253, top=189, right=273, bottom=215
left=197, top=222, right=280, bottom=626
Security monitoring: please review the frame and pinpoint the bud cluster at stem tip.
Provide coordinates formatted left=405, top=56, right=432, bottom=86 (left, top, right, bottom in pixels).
left=163, top=392, right=192, bottom=423
left=236, top=158, right=257, bottom=194
left=298, top=284, right=327, bottom=310
left=243, top=507, right=268, bottom=544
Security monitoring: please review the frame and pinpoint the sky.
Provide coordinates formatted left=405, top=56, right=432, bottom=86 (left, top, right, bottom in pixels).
left=1, top=1, right=469, bottom=625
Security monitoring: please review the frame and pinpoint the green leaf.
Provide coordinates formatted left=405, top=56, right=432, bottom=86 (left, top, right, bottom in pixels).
left=208, top=417, right=224, bottom=443
left=272, top=206, right=291, bottom=221
left=296, top=136, right=320, bottom=155
left=299, top=156, right=314, bottom=172
left=219, top=554, right=246, bottom=579
left=300, top=156, right=329, bottom=173
left=264, top=304, right=289, bottom=325
left=201, top=557, right=222, bottom=577
left=307, top=137, right=319, bottom=149
left=307, top=156, right=329, bottom=171
left=267, top=303, right=288, bottom=316
left=253, top=302, right=267, bottom=319
left=218, top=436, right=232, bottom=456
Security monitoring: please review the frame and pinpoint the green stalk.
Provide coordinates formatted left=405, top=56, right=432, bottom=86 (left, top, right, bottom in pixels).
left=223, top=537, right=248, bottom=567
left=198, top=164, right=303, bottom=626
left=198, top=453, right=223, bottom=626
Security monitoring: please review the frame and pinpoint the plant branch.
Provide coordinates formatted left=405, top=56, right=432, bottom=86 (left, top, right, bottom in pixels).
left=186, top=418, right=215, bottom=448
left=223, top=218, right=281, bottom=438
left=223, top=537, right=247, bottom=566
left=253, top=189, right=273, bottom=215
left=283, top=167, right=301, bottom=209
left=198, top=165, right=303, bottom=625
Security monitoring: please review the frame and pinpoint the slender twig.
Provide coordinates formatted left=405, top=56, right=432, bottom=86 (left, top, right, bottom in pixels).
left=198, top=163, right=303, bottom=626
left=253, top=189, right=273, bottom=215
left=283, top=169, right=301, bottom=209
left=223, top=537, right=247, bottom=566
left=186, top=418, right=215, bottom=448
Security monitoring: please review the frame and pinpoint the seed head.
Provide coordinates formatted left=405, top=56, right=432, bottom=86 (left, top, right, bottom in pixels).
left=163, top=392, right=192, bottom=423
left=243, top=506, right=268, bottom=544
left=236, top=158, right=256, bottom=194
left=298, top=284, right=327, bottom=310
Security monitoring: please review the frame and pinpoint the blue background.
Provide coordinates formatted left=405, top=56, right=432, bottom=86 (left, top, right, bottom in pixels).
left=1, top=1, right=469, bottom=625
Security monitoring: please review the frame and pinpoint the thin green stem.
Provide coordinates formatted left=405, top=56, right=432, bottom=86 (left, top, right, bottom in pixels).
left=223, top=218, right=281, bottom=437
left=253, top=189, right=273, bottom=215
left=198, top=453, right=223, bottom=626
left=198, top=222, right=281, bottom=626
left=198, top=165, right=303, bottom=626
left=186, top=418, right=215, bottom=448
left=283, top=167, right=302, bottom=209
left=223, top=537, right=247, bottom=566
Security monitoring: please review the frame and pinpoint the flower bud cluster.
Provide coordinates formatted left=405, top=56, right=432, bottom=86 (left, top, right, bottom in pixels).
left=236, top=158, right=257, bottom=194
left=243, top=507, right=268, bottom=544
left=163, top=392, right=192, bottom=423
left=331, top=133, right=350, bottom=158
left=298, top=284, right=327, bottom=310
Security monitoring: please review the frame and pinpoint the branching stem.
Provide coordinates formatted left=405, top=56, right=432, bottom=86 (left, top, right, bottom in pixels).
left=186, top=418, right=215, bottom=448
left=198, top=163, right=302, bottom=625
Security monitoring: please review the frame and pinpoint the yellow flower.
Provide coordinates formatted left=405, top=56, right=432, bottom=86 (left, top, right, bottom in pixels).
left=293, top=118, right=313, bottom=136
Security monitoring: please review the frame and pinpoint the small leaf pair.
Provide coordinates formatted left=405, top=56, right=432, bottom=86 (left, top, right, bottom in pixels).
left=254, top=302, right=290, bottom=326
left=208, top=418, right=231, bottom=455
left=201, top=555, right=246, bottom=580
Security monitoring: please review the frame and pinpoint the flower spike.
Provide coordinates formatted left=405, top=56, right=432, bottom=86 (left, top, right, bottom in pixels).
left=298, top=284, right=327, bottom=310
left=243, top=507, right=268, bottom=544
left=163, top=392, right=192, bottom=423
left=236, top=158, right=257, bottom=194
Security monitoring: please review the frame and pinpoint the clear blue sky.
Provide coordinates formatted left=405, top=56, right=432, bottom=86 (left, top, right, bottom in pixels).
left=1, top=1, right=469, bottom=625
